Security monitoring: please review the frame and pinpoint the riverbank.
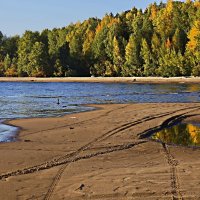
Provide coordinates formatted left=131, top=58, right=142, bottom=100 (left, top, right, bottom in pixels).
left=0, top=103, right=200, bottom=199
left=1, top=76, right=200, bottom=83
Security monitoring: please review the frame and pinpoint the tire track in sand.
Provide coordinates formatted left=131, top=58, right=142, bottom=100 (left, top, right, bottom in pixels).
left=43, top=141, right=146, bottom=200
left=162, top=143, right=183, bottom=200
left=43, top=106, right=200, bottom=200
left=138, top=111, right=192, bottom=200
left=1, top=105, right=200, bottom=199
left=43, top=105, right=200, bottom=171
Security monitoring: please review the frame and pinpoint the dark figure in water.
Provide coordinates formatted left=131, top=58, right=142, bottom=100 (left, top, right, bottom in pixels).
left=57, top=98, right=60, bottom=105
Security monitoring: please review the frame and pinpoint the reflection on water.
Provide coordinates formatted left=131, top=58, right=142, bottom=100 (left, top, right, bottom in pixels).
left=152, top=123, right=200, bottom=147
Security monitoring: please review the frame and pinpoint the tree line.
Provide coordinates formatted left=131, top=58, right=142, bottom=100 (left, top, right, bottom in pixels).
left=0, top=0, right=200, bottom=77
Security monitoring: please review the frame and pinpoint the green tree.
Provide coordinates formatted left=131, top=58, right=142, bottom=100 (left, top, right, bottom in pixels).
left=0, top=31, right=3, bottom=61
left=158, top=47, right=182, bottom=77
left=0, top=31, right=3, bottom=44
left=53, top=59, right=75, bottom=77
left=186, top=19, right=200, bottom=76
left=17, top=31, right=40, bottom=76
left=1, top=36, right=19, bottom=59
left=92, top=26, right=108, bottom=63
left=1, top=1, right=200, bottom=77
left=151, top=33, right=161, bottom=74
left=124, top=34, right=142, bottom=76
left=3, top=54, right=11, bottom=71
left=172, top=28, right=187, bottom=53
left=141, top=38, right=155, bottom=76
left=113, top=36, right=124, bottom=76
left=5, top=57, right=18, bottom=77
left=28, top=42, right=49, bottom=77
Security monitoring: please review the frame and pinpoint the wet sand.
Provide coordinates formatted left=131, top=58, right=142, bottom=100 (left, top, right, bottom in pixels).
left=0, top=77, right=200, bottom=83
left=0, top=103, right=200, bottom=199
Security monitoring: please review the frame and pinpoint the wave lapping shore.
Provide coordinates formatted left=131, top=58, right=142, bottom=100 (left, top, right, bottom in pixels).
left=0, top=123, right=18, bottom=142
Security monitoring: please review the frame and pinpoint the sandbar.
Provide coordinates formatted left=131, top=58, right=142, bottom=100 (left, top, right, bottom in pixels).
left=0, top=76, right=200, bottom=84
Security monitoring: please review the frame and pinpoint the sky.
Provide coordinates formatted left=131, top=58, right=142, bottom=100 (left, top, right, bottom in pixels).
left=1, top=0, right=167, bottom=36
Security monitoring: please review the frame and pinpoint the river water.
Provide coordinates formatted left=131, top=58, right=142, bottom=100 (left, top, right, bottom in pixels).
left=0, top=82, right=200, bottom=142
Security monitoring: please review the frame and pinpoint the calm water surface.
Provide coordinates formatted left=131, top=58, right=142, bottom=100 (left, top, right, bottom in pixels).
left=152, top=123, right=200, bottom=147
left=0, top=82, right=200, bottom=142
left=0, top=82, right=200, bottom=119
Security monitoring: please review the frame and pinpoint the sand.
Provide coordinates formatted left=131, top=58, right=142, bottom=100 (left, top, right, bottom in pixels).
left=0, top=103, right=200, bottom=200
left=0, top=76, right=200, bottom=83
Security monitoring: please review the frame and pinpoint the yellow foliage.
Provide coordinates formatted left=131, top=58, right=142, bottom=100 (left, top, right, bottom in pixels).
left=126, top=12, right=133, bottom=20
left=187, top=124, right=200, bottom=144
left=96, top=16, right=119, bottom=33
left=185, top=0, right=192, bottom=4
left=155, top=1, right=174, bottom=38
left=150, top=4, right=157, bottom=21
left=107, top=18, right=119, bottom=28
left=66, top=30, right=75, bottom=42
left=187, top=84, right=200, bottom=92
left=101, top=15, right=113, bottom=27
left=113, top=36, right=120, bottom=55
left=95, top=23, right=103, bottom=34
left=166, top=0, right=173, bottom=14
left=194, top=1, right=200, bottom=8
left=5, top=68, right=17, bottom=77
left=187, top=20, right=200, bottom=51
left=31, top=70, right=45, bottom=77
left=166, top=38, right=172, bottom=48
left=82, top=30, right=95, bottom=55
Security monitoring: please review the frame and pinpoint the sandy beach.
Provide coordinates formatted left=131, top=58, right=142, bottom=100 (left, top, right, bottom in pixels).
left=1, top=77, right=200, bottom=84
left=0, top=103, right=200, bottom=199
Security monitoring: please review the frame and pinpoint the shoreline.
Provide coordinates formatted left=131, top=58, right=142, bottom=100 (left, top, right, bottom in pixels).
left=0, top=123, right=19, bottom=143
left=0, top=103, right=200, bottom=199
left=2, top=102, right=200, bottom=144
left=0, top=104, right=98, bottom=143
left=0, top=76, right=200, bottom=83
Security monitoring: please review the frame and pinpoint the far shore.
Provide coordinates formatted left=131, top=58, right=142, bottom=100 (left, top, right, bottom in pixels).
left=0, top=76, right=200, bottom=84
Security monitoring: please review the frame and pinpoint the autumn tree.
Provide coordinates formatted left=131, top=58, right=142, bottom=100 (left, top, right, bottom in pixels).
left=172, top=28, right=187, bottom=53
left=141, top=38, right=155, bottom=76
left=186, top=19, right=200, bottom=76
left=0, top=0, right=200, bottom=77
left=4, top=57, right=18, bottom=77
left=28, top=42, right=50, bottom=77
left=113, top=36, right=124, bottom=76
left=17, top=31, right=40, bottom=76
left=124, top=34, right=142, bottom=76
